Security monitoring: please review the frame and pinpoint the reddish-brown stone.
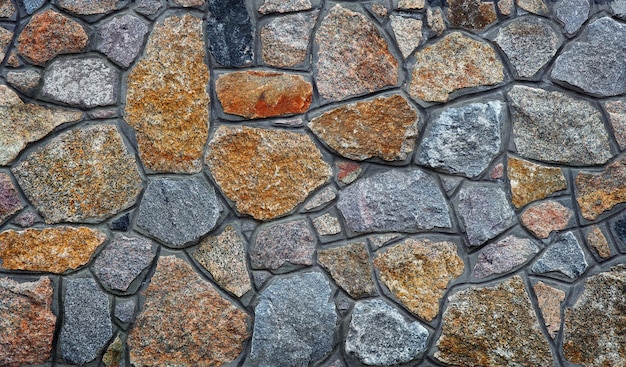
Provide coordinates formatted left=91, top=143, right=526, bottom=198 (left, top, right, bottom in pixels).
left=521, top=201, right=573, bottom=238
left=336, top=161, right=362, bottom=184
left=447, top=0, right=497, bottom=32
left=587, top=225, right=611, bottom=259
left=576, top=155, right=626, bottom=221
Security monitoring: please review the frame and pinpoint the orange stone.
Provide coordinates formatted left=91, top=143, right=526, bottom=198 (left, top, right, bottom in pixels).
left=508, top=156, right=567, bottom=208
left=521, top=201, right=573, bottom=239
left=576, top=156, right=626, bottom=221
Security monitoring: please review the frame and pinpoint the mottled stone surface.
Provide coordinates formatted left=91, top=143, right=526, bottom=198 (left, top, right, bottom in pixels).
left=97, top=15, right=148, bottom=68
left=427, top=7, right=446, bottom=35
left=555, top=0, right=589, bottom=34
left=0, top=277, right=56, bottom=367
left=93, top=235, right=156, bottom=292
left=0, top=227, right=106, bottom=273
left=472, top=235, right=539, bottom=278
left=0, top=26, right=12, bottom=62
left=261, top=11, right=318, bottom=67
left=56, top=0, right=118, bottom=14
left=368, top=233, right=401, bottom=250
left=508, top=85, right=612, bottom=165
left=532, top=231, right=588, bottom=279
left=0, top=173, right=22, bottom=224
left=303, top=186, right=336, bottom=211
left=250, top=272, right=336, bottom=366
left=447, top=0, right=497, bottom=32
left=206, top=126, right=331, bottom=220
left=521, top=201, right=574, bottom=238
left=310, top=94, right=418, bottom=161
left=12, top=210, right=37, bottom=228
left=125, top=14, right=209, bottom=173
left=102, top=336, right=123, bottom=367
left=533, top=281, right=565, bottom=338
left=193, top=225, right=251, bottom=297
left=135, top=0, right=162, bottom=15
left=129, top=257, right=249, bottom=366
left=391, top=15, right=422, bottom=58
left=171, top=0, right=204, bottom=6
left=216, top=71, right=312, bottom=119
left=259, top=0, right=312, bottom=13
left=435, top=276, right=553, bottom=366
left=508, top=156, right=567, bottom=208
left=587, top=226, right=611, bottom=259
left=250, top=219, right=316, bottom=270
left=115, top=299, right=136, bottom=324
left=0, top=0, right=14, bottom=17
left=417, top=100, right=503, bottom=178
left=398, top=0, right=424, bottom=9
left=604, top=99, right=626, bottom=150
left=346, top=299, right=428, bottom=365
left=136, top=177, right=222, bottom=248
left=313, top=213, right=341, bottom=236
left=336, top=161, right=362, bottom=184
left=576, top=156, right=626, bottom=221
left=517, top=0, right=547, bottom=14
left=374, top=238, right=463, bottom=321
left=498, top=0, right=513, bottom=15
left=207, top=0, right=254, bottom=66
left=23, top=0, right=44, bottom=13
left=6, top=69, right=41, bottom=93
left=614, top=216, right=626, bottom=245
left=338, top=169, right=451, bottom=233
left=315, top=5, right=398, bottom=101
left=410, top=32, right=504, bottom=102
left=318, top=242, right=376, bottom=298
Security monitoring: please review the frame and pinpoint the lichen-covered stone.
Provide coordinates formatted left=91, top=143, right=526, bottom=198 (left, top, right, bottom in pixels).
left=250, top=219, right=316, bottom=270
left=6, top=69, right=41, bottom=93
left=521, top=201, right=574, bottom=238
left=125, top=14, right=209, bottom=173
left=604, top=99, right=626, bottom=150
left=390, top=15, right=423, bottom=58
left=102, top=336, right=124, bottom=367
left=56, top=0, right=118, bottom=14
left=261, top=11, right=318, bottom=67
left=507, top=156, right=567, bottom=208
left=309, top=94, right=418, bottom=161
left=93, top=235, right=156, bottom=292
left=586, top=226, right=611, bottom=259
left=576, top=155, right=626, bottom=221
left=258, top=0, right=312, bottom=13
left=318, top=242, right=376, bottom=298
left=410, top=32, right=504, bottom=102
left=206, top=126, right=331, bottom=220
left=447, top=0, right=497, bottom=32
left=472, top=235, right=539, bottom=278
left=207, top=0, right=254, bottom=66
left=555, top=0, right=589, bottom=34
left=533, top=281, right=565, bottom=338
left=532, top=231, right=588, bottom=279
left=0, top=173, right=23, bottom=224
left=129, top=256, right=249, bottom=366
left=374, top=238, right=463, bottom=321
left=435, top=276, right=553, bottom=366
left=97, top=15, right=148, bottom=68
left=336, top=161, right=362, bottom=184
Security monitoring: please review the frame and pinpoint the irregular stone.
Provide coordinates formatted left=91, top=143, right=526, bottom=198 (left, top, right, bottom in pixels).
left=17, top=10, right=88, bottom=66
left=472, top=235, right=539, bottom=278
left=369, top=3, right=388, bottom=18
left=261, top=11, right=318, bottom=67
left=398, top=0, right=424, bottom=9
left=129, top=257, right=249, bottom=366
left=250, top=272, right=336, bottom=366
left=103, top=336, right=124, bottom=367
left=0, top=26, right=11, bottom=62
left=13, top=210, right=37, bottom=227
left=216, top=71, right=312, bottom=119
left=7, top=69, right=41, bottom=93
left=490, top=162, right=504, bottom=179
left=516, top=0, right=548, bottom=14
left=555, top=0, right=589, bottom=34
left=6, top=51, right=18, bottom=67
left=315, top=5, right=398, bottom=101
left=136, top=177, right=222, bottom=248
left=457, top=182, right=516, bottom=246
left=346, top=299, right=428, bottom=365
left=193, top=225, right=251, bottom=297
left=135, top=0, right=162, bottom=15
left=604, top=99, right=626, bottom=150
left=532, top=231, right=588, bottom=279
left=171, top=0, right=204, bottom=6
left=126, top=14, right=209, bottom=173
left=338, top=169, right=451, bottom=233
left=56, top=0, right=118, bottom=15
left=97, top=15, right=148, bottom=68
left=533, top=281, right=565, bottom=338
left=272, top=116, right=305, bottom=127
left=391, top=15, right=422, bottom=58
left=24, top=0, right=45, bottom=14
left=313, top=213, right=341, bottom=236
left=410, top=32, right=504, bottom=103
left=612, top=0, right=626, bottom=19
left=508, top=85, right=612, bottom=165
left=586, top=226, right=611, bottom=259
left=614, top=216, right=626, bottom=245
left=110, top=213, right=130, bottom=232
left=115, top=299, right=136, bottom=324
left=250, top=219, right=316, bottom=270
left=507, top=156, right=567, bottom=208
left=435, top=276, right=553, bottom=366
left=374, top=238, right=464, bottom=321
left=441, top=175, right=462, bottom=193
left=207, top=0, right=254, bottom=66
left=206, top=126, right=331, bottom=220
left=417, top=100, right=504, bottom=178
left=521, top=201, right=574, bottom=238
left=0, top=277, right=56, bottom=367
left=336, top=161, right=362, bottom=184
left=0, top=173, right=22, bottom=224
left=93, top=235, right=156, bottom=292
left=426, top=7, right=446, bottom=35
left=0, top=0, right=14, bottom=17
left=61, top=278, right=112, bottom=365
left=576, top=155, right=626, bottom=221
left=368, top=233, right=401, bottom=250
left=498, top=0, right=513, bottom=15
left=13, top=125, right=143, bottom=223
left=258, top=0, right=312, bottom=13
left=494, top=16, right=561, bottom=78
left=318, top=243, right=376, bottom=298
left=447, top=0, right=497, bottom=32
left=303, top=186, right=336, bottom=211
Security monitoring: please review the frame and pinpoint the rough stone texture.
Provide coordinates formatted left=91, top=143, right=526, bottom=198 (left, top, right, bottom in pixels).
left=508, top=156, right=567, bottom=208
left=258, top=0, right=312, bottom=13
left=555, top=0, right=589, bottom=34
left=216, top=71, right=312, bottom=119
left=0, top=173, right=23, bottom=224
left=398, top=0, right=424, bottom=9
left=613, top=216, right=626, bottom=246
left=6, top=69, right=41, bottom=93
left=374, top=238, right=463, bottom=321
left=586, top=225, right=611, bottom=259
left=261, top=11, right=318, bottom=67
left=498, top=0, right=513, bottom=15
left=435, top=276, right=553, bottom=366
left=309, top=94, right=418, bottom=161
left=345, top=299, right=428, bottom=365
left=56, top=0, right=118, bottom=14
left=303, top=186, right=336, bottom=211
left=93, top=235, right=156, bottom=292
left=494, top=16, right=561, bottom=78
left=17, top=9, right=88, bottom=66
left=338, top=169, right=451, bottom=233
left=171, top=0, right=204, bottom=6
left=313, top=213, right=341, bottom=236
left=472, top=235, right=539, bottom=278
left=336, top=161, right=362, bottom=184
left=457, top=182, right=517, bottom=246
left=193, top=225, right=251, bottom=297
left=0, top=227, right=106, bottom=273
left=417, top=100, right=504, bottom=178
left=60, top=278, right=112, bottom=365
left=315, top=5, right=398, bottom=101
left=12, top=210, right=37, bottom=228
left=507, top=85, right=612, bottom=165
left=391, top=15, right=423, bottom=58
left=12, top=125, right=143, bottom=224
left=206, top=126, right=331, bottom=220
left=115, top=299, right=136, bottom=324
left=250, top=219, right=316, bottom=270
left=563, top=265, right=626, bottom=366
left=0, top=26, right=12, bottom=62
left=0, top=0, right=14, bottom=17
left=0, top=277, right=56, bottom=367
left=135, top=0, right=162, bottom=15
left=613, top=0, right=626, bottom=19
left=447, top=0, right=497, bottom=32
left=97, top=15, right=148, bottom=68
left=521, top=201, right=574, bottom=239
left=23, top=0, right=45, bottom=14
left=576, top=155, right=626, bottom=221
left=207, top=0, right=254, bottom=66
left=318, top=242, right=376, bottom=298
left=103, top=336, right=124, bottom=367
left=427, top=7, right=446, bottom=35
left=604, top=99, right=626, bottom=150
left=42, top=57, right=119, bottom=108
left=125, top=14, right=209, bottom=173
left=128, top=256, right=249, bottom=367
left=533, top=281, right=565, bottom=338
left=532, top=231, right=588, bottom=279
left=136, top=177, right=222, bottom=248
left=250, top=272, right=336, bottom=366
left=410, top=32, right=504, bottom=103
left=517, top=0, right=548, bottom=14
left=490, top=162, right=504, bottom=179
left=368, top=233, right=401, bottom=250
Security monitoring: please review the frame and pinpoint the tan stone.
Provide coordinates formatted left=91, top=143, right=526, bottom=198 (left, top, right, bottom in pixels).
left=374, top=238, right=464, bottom=321
left=427, top=7, right=446, bottom=35
left=398, top=0, right=424, bottom=9
left=604, top=99, right=626, bottom=150
left=0, top=0, right=15, bottom=18
left=0, top=227, right=106, bottom=273
left=498, top=0, right=513, bottom=15
left=517, top=0, right=548, bottom=14
left=318, top=242, right=377, bottom=298
left=390, top=16, right=423, bottom=58
left=521, top=201, right=574, bottom=238
left=206, top=126, right=331, bottom=220
left=125, top=14, right=209, bottom=173
left=586, top=225, right=611, bottom=259
left=0, top=26, right=11, bottom=62
left=533, top=281, right=565, bottom=338
left=56, top=0, right=118, bottom=14
left=576, top=155, right=626, bottom=220
left=508, top=156, right=567, bottom=208
left=309, top=94, right=418, bottom=161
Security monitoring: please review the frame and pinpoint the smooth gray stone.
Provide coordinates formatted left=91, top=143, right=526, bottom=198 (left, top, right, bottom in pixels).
left=532, top=231, right=588, bottom=279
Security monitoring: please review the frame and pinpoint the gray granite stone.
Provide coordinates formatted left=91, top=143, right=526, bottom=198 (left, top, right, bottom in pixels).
left=258, top=0, right=312, bottom=13
left=473, top=235, right=539, bottom=278
left=135, top=0, right=163, bottom=15
left=24, top=0, right=46, bottom=14
left=532, top=231, right=588, bottom=279
left=7, top=69, right=41, bottom=93
left=261, top=11, right=318, bottom=68
left=250, top=219, right=316, bottom=270
left=612, top=0, right=626, bottom=19
left=555, top=0, right=589, bottom=34
left=114, top=299, right=136, bottom=324
left=207, top=0, right=254, bottom=66
left=97, top=15, right=148, bottom=68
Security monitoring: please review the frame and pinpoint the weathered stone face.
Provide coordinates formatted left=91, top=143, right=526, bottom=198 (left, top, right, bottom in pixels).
left=521, top=200, right=574, bottom=238
left=56, top=0, right=119, bottom=14
left=508, top=156, right=567, bottom=208
left=533, top=281, right=565, bottom=338
left=261, top=11, right=318, bottom=67
left=576, top=155, right=626, bottom=221
left=250, top=219, right=316, bottom=270
left=532, top=232, right=588, bottom=279
left=447, top=0, right=497, bottom=32
left=0, top=173, right=23, bottom=224
left=318, top=242, right=377, bottom=298
left=472, top=235, right=539, bottom=278
left=390, top=15, right=423, bottom=58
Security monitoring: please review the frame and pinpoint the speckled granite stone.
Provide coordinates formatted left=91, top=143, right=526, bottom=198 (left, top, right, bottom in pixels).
left=97, top=15, right=148, bottom=68
left=472, top=236, right=539, bottom=278
left=261, top=11, right=318, bottom=67
left=532, top=231, right=588, bottom=279
left=507, top=156, right=567, bottom=208
left=250, top=219, right=316, bottom=270
left=576, top=155, right=626, bottom=221
left=206, top=0, right=254, bottom=66
left=0, top=173, right=23, bottom=224
left=318, top=242, right=376, bottom=298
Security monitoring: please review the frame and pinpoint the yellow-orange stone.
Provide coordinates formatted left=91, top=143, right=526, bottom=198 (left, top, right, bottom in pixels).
left=0, top=227, right=106, bottom=273
left=508, top=156, right=567, bottom=208
left=576, top=155, right=626, bottom=221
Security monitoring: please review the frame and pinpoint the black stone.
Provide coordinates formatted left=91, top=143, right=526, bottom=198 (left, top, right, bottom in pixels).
left=110, top=213, right=130, bottom=231
left=614, top=216, right=626, bottom=244
left=206, top=0, right=254, bottom=67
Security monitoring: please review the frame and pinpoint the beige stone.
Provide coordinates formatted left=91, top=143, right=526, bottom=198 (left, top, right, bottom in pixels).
left=508, top=156, right=567, bottom=208
left=586, top=225, right=611, bottom=259
left=318, top=242, right=377, bottom=298
left=533, top=281, right=565, bottom=338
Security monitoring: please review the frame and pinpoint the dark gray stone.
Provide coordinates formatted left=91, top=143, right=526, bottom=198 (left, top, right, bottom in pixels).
left=135, top=0, right=163, bottom=15
left=114, top=299, right=136, bottom=324
left=97, top=15, right=148, bottom=68
left=532, top=231, right=588, bottom=279
left=24, top=0, right=46, bottom=14
left=250, top=219, right=316, bottom=270
left=206, top=0, right=254, bottom=66
left=614, top=215, right=626, bottom=245
left=418, top=100, right=504, bottom=178
left=345, top=299, right=428, bottom=365
left=337, top=169, right=451, bottom=233
left=60, top=278, right=112, bottom=365
left=555, top=0, right=589, bottom=34
left=137, top=177, right=222, bottom=248
left=249, top=272, right=337, bottom=367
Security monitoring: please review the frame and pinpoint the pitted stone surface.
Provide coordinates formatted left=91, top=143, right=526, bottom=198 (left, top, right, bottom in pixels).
left=6, top=69, right=41, bottom=93
left=533, top=281, right=565, bottom=338
left=604, top=99, right=626, bottom=150
left=250, top=219, right=316, bottom=270
left=97, top=15, right=148, bottom=68
left=23, top=0, right=45, bottom=14
left=532, top=231, right=588, bottom=279
left=0, top=0, right=14, bottom=17
left=576, top=155, right=626, bottom=221
left=207, top=0, right=254, bottom=66
left=261, top=11, right=318, bottom=67
left=303, top=186, right=336, bottom=211
left=507, top=156, right=567, bottom=208
left=390, top=15, right=423, bottom=58
left=259, top=0, right=312, bottom=13
left=521, top=200, right=574, bottom=238
left=93, top=235, right=156, bottom=292
left=313, top=213, right=341, bottom=236
left=336, top=161, right=362, bottom=184
left=555, top=0, right=589, bottom=34
left=56, top=0, right=119, bottom=14
left=136, top=0, right=163, bottom=15
left=472, top=235, right=539, bottom=278
left=318, top=242, right=376, bottom=298
left=0, top=26, right=11, bottom=62
left=102, top=336, right=124, bottom=367
left=447, top=0, right=497, bottom=32
left=0, top=173, right=23, bottom=224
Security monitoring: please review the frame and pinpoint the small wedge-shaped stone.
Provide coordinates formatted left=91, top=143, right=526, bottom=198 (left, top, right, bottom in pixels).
left=532, top=231, right=588, bottom=279
left=0, top=173, right=22, bottom=224
left=56, top=0, right=118, bottom=14
left=576, top=155, right=626, bottom=221
left=447, top=0, right=497, bottom=32
left=472, top=235, right=539, bottom=278
left=309, top=94, right=419, bottom=161
left=508, top=156, right=567, bottom=208
left=533, top=281, right=565, bottom=338
left=318, top=242, right=377, bottom=298
left=604, top=99, right=626, bottom=149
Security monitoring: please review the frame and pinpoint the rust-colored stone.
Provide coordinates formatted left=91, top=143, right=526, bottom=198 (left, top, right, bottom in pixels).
left=336, top=161, right=362, bottom=184
left=575, top=155, right=626, bottom=220
left=587, top=225, right=611, bottom=259
left=508, top=156, right=567, bottom=208
left=521, top=201, right=574, bottom=238
left=533, top=281, right=565, bottom=338
left=0, top=227, right=106, bottom=273
left=447, top=0, right=497, bottom=32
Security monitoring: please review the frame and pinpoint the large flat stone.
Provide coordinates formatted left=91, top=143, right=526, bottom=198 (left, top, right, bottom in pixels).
left=521, top=200, right=574, bottom=239
left=206, top=0, right=254, bottom=66
left=576, top=155, right=626, bottom=221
